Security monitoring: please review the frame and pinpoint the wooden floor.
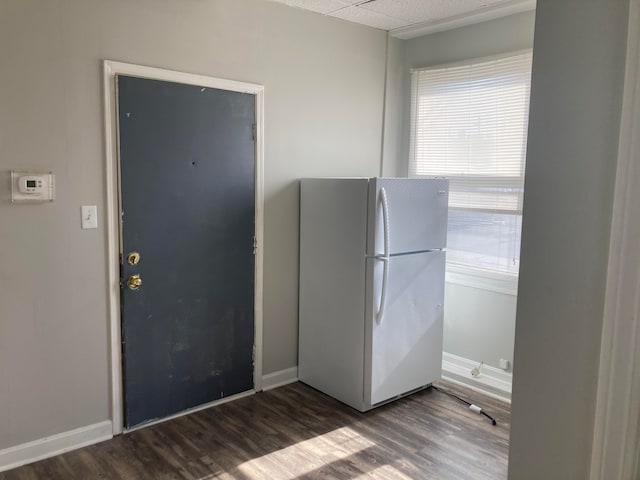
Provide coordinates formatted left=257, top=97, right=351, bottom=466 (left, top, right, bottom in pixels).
left=1, top=381, right=510, bottom=480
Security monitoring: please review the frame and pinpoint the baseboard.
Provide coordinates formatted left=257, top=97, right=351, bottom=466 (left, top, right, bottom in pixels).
left=259, top=360, right=511, bottom=403
left=262, top=366, right=299, bottom=391
left=442, top=352, right=512, bottom=403
left=0, top=421, right=113, bottom=473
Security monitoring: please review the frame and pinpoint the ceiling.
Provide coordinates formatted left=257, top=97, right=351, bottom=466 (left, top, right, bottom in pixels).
left=269, top=0, right=535, bottom=39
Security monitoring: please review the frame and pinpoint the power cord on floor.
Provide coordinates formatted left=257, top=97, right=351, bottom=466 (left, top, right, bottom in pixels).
left=429, top=385, right=497, bottom=426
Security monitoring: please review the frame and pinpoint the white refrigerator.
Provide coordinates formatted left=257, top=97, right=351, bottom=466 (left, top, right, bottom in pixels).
left=298, top=177, right=448, bottom=411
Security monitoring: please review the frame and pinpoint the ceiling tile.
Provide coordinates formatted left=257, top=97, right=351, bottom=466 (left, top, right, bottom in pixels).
left=480, top=0, right=523, bottom=4
left=358, top=0, right=487, bottom=24
left=274, top=0, right=351, bottom=15
left=268, top=0, right=535, bottom=34
left=330, top=5, right=409, bottom=30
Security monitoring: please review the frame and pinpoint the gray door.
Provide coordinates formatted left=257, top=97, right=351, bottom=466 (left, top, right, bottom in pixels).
left=117, top=75, right=256, bottom=429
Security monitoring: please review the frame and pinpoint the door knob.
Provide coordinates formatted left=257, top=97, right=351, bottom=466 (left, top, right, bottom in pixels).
left=127, top=274, right=142, bottom=290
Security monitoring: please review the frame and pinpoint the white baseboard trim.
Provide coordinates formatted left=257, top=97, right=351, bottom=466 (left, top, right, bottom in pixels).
left=0, top=420, right=113, bottom=473
left=442, top=352, right=512, bottom=403
left=262, top=367, right=299, bottom=391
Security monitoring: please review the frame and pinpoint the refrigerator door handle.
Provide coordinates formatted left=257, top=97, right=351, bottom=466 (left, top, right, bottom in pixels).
left=375, top=188, right=390, bottom=324
left=380, top=187, right=390, bottom=258
left=376, top=256, right=389, bottom=324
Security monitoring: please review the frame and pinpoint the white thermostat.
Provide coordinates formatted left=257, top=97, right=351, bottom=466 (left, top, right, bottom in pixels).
left=18, top=175, right=45, bottom=193
left=11, top=171, right=55, bottom=202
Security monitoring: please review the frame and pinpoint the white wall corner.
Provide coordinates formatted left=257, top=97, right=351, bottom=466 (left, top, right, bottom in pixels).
left=262, top=367, right=299, bottom=391
left=0, top=421, right=113, bottom=473
left=442, top=352, right=512, bottom=403
left=590, top=0, right=640, bottom=478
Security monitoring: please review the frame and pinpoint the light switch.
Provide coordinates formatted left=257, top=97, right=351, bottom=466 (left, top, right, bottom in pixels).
left=81, top=205, right=98, bottom=229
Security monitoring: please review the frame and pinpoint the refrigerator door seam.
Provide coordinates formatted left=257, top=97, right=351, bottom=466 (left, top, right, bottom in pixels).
left=387, top=249, right=444, bottom=257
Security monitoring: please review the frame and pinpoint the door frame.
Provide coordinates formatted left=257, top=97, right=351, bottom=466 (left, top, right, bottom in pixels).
left=102, top=60, right=265, bottom=435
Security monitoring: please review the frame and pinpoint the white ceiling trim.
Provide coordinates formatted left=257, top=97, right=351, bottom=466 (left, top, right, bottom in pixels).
left=390, top=0, right=536, bottom=40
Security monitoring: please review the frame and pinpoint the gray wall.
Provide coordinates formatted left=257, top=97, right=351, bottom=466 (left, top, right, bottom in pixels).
left=406, top=10, right=537, bottom=66
left=443, top=284, right=517, bottom=371
left=0, top=0, right=386, bottom=449
left=509, top=0, right=629, bottom=478
left=404, top=11, right=536, bottom=372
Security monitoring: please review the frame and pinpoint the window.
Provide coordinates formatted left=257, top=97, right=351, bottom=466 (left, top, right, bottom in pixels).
left=409, top=51, right=532, bottom=281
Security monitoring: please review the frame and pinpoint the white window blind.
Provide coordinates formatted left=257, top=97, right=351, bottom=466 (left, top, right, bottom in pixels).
left=409, top=51, right=532, bottom=276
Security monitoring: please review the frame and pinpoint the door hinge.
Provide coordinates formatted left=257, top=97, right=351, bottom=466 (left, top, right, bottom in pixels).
left=252, top=123, right=256, bottom=141
left=252, top=235, right=257, bottom=255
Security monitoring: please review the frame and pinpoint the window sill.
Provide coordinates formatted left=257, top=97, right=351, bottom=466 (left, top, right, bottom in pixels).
left=445, top=263, right=519, bottom=296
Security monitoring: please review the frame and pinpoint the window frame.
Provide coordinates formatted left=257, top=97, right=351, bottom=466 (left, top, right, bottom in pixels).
left=409, top=50, right=532, bottom=294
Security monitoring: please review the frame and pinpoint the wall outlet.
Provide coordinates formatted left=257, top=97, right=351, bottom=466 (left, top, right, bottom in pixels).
left=499, top=358, right=510, bottom=370
left=471, top=361, right=483, bottom=377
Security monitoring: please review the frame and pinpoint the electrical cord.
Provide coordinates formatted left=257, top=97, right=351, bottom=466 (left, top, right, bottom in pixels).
left=429, top=385, right=497, bottom=426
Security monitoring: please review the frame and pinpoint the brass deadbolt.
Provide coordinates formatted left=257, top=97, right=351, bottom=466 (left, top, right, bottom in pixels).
left=127, top=274, right=142, bottom=290
left=127, top=252, right=141, bottom=265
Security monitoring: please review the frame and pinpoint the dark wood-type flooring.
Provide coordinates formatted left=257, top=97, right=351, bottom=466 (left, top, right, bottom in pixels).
left=1, top=381, right=510, bottom=480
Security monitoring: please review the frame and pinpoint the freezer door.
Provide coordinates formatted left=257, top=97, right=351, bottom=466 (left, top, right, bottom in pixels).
left=367, top=178, right=448, bottom=256
left=365, top=251, right=445, bottom=406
